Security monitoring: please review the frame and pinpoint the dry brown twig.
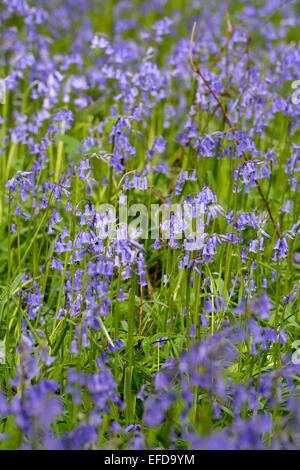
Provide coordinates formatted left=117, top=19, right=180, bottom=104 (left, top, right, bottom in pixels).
left=189, top=21, right=281, bottom=239
left=210, top=1, right=234, bottom=71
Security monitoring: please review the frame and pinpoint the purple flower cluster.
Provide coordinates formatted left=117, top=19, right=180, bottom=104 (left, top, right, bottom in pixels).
left=0, top=0, right=299, bottom=451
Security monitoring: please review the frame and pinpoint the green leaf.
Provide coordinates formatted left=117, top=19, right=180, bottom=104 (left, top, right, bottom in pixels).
left=55, top=134, right=81, bottom=158
left=0, top=272, right=25, bottom=319
left=0, top=340, right=5, bottom=364
left=103, top=117, right=119, bottom=134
